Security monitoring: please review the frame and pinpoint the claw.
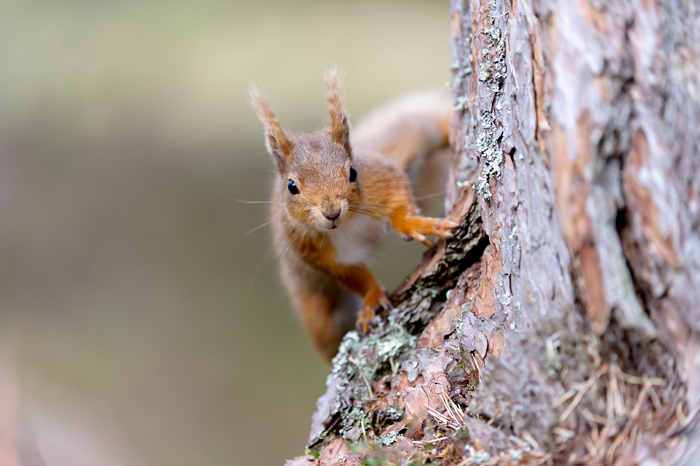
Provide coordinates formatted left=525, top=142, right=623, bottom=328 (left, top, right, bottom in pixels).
left=412, top=232, right=432, bottom=247
left=434, top=219, right=458, bottom=239
left=356, top=305, right=376, bottom=335
left=437, top=219, right=459, bottom=230
left=356, top=317, right=371, bottom=335
left=378, top=295, right=393, bottom=310
left=356, top=293, right=393, bottom=335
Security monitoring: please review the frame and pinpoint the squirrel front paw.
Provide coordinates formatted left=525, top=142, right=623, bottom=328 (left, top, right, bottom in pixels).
left=398, top=217, right=458, bottom=246
left=355, top=305, right=375, bottom=335
left=355, top=295, right=392, bottom=335
left=432, top=218, right=458, bottom=238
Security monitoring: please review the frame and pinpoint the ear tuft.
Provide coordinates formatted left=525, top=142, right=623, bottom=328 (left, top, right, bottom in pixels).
left=324, top=69, right=352, bottom=157
left=249, top=84, right=293, bottom=173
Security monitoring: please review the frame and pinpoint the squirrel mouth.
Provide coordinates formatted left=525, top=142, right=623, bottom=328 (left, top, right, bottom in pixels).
left=324, top=220, right=339, bottom=230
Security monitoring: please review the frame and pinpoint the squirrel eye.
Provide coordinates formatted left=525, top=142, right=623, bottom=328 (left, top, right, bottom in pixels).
left=349, top=166, right=357, bottom=183
left=287, top=179, right=299, bottom=195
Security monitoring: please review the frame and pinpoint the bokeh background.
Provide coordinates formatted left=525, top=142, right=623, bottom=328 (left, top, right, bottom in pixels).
left=0, top=1, right=449, bottom=464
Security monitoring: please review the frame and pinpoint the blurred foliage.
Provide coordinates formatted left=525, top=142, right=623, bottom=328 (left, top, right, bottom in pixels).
left=0, top=0, right=449, bottom=464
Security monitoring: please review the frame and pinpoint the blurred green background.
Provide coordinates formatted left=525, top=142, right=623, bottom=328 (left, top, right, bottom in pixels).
left=0, top=1, right=449, bottom=464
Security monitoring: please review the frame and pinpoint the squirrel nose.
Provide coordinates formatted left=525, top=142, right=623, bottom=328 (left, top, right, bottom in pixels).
left=323, top=207, right=341, bottom=221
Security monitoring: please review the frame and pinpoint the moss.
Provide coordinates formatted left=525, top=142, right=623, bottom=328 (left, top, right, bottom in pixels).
left=306, top=437, right=326, bottom=458
left=362, top=458, right=383, bottom=466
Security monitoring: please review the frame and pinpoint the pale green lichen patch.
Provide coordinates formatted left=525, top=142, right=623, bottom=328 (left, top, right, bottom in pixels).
left=481, top=111, right=495, bottom=129
left=323, top=317, right=418, bottom=442
left=476, top=132, right=491, bottom=154
left=472, top=11, right=508, bottom=202
left=377, top=430, right=402, bottom=447
left=453, top=95, right=469, bottom=111
left=469, top=450, right=492, bottom=464
left=478, top=63, right=492, bottom=82
left=452, top=59, right=473, bottom=87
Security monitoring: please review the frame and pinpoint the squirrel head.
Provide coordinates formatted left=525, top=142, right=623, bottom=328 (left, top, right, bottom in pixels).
left=250, top=70, right=362, bottom=232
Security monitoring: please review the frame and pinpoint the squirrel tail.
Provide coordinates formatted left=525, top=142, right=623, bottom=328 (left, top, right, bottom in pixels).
left=351, top=91, right=452, bottom=209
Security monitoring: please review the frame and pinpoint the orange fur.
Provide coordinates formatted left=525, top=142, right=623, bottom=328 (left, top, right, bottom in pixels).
left=251, top=72, right=455, bottom=361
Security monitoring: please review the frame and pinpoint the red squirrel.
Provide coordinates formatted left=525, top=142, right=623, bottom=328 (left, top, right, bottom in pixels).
left=250, top=70, right=456, bottom=361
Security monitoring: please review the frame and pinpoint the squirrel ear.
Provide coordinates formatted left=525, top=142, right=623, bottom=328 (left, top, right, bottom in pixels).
left=249, top=84, right=293, bottom=173
left=325, top=69, right=352, bottom=157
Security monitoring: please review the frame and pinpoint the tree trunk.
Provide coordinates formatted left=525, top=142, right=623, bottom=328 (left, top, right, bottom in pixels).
left=287, top=0, right=700, bottom=464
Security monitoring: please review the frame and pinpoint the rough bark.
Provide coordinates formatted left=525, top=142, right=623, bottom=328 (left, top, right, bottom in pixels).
left=286, top=1, right=700, bottom=464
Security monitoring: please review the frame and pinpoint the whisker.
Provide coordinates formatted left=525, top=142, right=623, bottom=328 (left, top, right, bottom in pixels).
left=413, top=190, right=446, bottom=201
left=351, top=202, right=410, bottom=211
left=247, top=221, right=272, bottom=235
left=350, top=204, right=415, bottom=218
left=356, top=171, right=404, bottom=188
left=348, top=204, right=425, bottom=227
left=350, top=212, right=385, bottom=239
left=348, top=208, right=403, bottom=226
left=250, top=246, right=279, bottom=291
left=363, top=181, right=416, bottom=189
left=275, top=217, right=315, bottom=277
left=249, top=211, right=312, bottom=290
left=360, top=164, right=404, bottom=181
left=237, top=199, right=272, bottom=204
left=269, top=218, right=313, bottom=280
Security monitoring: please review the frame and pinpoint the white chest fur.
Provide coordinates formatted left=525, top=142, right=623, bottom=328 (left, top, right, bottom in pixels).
left=329, top=214, right=389, bottom=265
